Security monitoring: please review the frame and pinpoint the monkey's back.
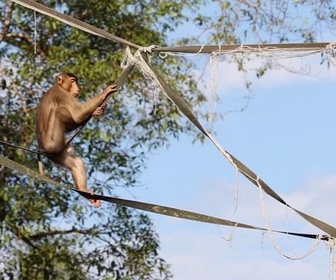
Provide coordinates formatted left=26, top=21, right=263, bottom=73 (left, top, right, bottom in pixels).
left=36, top=90, right=54, bottom=143
left=36, top=86, right=79, bottom=142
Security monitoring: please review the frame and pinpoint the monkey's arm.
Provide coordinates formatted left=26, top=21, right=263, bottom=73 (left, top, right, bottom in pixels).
left=72, top=94, right=105, bottom=124
left=71, top=85, right=117, bottom=124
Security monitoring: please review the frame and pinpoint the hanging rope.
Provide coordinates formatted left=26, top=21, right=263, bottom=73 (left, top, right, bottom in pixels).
left=0, top=139, right=43, bottom=156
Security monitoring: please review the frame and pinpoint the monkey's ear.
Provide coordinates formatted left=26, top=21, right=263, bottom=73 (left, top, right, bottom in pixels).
left=57, top=75, right=63, bottom=84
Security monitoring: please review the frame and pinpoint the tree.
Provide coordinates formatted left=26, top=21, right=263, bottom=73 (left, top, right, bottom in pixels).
left=0, top=0, right=209, bottom=279
left=198, top=1, right=332, bottom=43
left=1, top=0, right=334, bottom=279
left=192, top=0, right=336, bottom=74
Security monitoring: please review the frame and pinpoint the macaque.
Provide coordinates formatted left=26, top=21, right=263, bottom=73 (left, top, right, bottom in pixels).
left=36, top=73, right=117, bottom=207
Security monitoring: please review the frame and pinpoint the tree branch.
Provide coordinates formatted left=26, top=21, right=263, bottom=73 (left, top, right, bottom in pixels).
left=29, top=226, right=99, bottom=240
left=0, top=1, right=14, bottom=41
left=12, top=226, right=40, bottom=249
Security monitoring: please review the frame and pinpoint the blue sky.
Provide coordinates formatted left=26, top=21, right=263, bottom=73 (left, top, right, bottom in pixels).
left=6, top=1, right=336, bottom=279
left=116, top=52, right=336, bottom=279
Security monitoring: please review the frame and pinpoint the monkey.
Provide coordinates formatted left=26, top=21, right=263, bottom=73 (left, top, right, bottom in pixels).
left=36, top=73, right=117, bottom=207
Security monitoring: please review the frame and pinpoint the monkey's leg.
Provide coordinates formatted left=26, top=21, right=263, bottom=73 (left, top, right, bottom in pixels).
left=54, top=146, right=101, bottom=207
left=42, top=108, right=68, bottom=154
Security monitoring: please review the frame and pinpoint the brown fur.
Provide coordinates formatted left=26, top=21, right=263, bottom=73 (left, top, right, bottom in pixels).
left=36, top=73, right=117, bottom=207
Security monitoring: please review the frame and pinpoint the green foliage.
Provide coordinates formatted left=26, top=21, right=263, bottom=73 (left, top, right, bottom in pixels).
left=1, top=0, right=334, bottom=278
left=0, top=0, right=210, bottom=279
left=206, top=0, right=336, bottom=44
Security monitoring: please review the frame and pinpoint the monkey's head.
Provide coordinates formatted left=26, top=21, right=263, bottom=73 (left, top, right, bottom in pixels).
left=57, top=72, right=80, bottom=97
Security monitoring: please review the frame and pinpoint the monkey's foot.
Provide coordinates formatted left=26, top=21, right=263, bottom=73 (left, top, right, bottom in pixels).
left=89, top=197, right=101, bottom=208
left=79, top=190, right=101, bottom=208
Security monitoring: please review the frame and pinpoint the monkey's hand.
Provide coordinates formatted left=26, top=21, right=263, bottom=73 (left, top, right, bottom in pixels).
left=102, top=84, right=118, bottom=99
left=92, top=104, right=107, bottom=116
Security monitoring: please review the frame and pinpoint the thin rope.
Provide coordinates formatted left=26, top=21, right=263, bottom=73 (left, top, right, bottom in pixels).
left=233, top=168, right=240, bottom=214
left=33, top=10, right=37, bottom=54
left=208, top=48, right=220, bottom=124
left=153, top=42, right=334, bottom=54
left=158, top=45, right=206, bottom=58
left=0, top=139, right=42, bottom=155
left=257, top=177, right=322, bottom=260
left=329, top=238, right=336, bottom=280
left=326, top=41, right=336, bottom=66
